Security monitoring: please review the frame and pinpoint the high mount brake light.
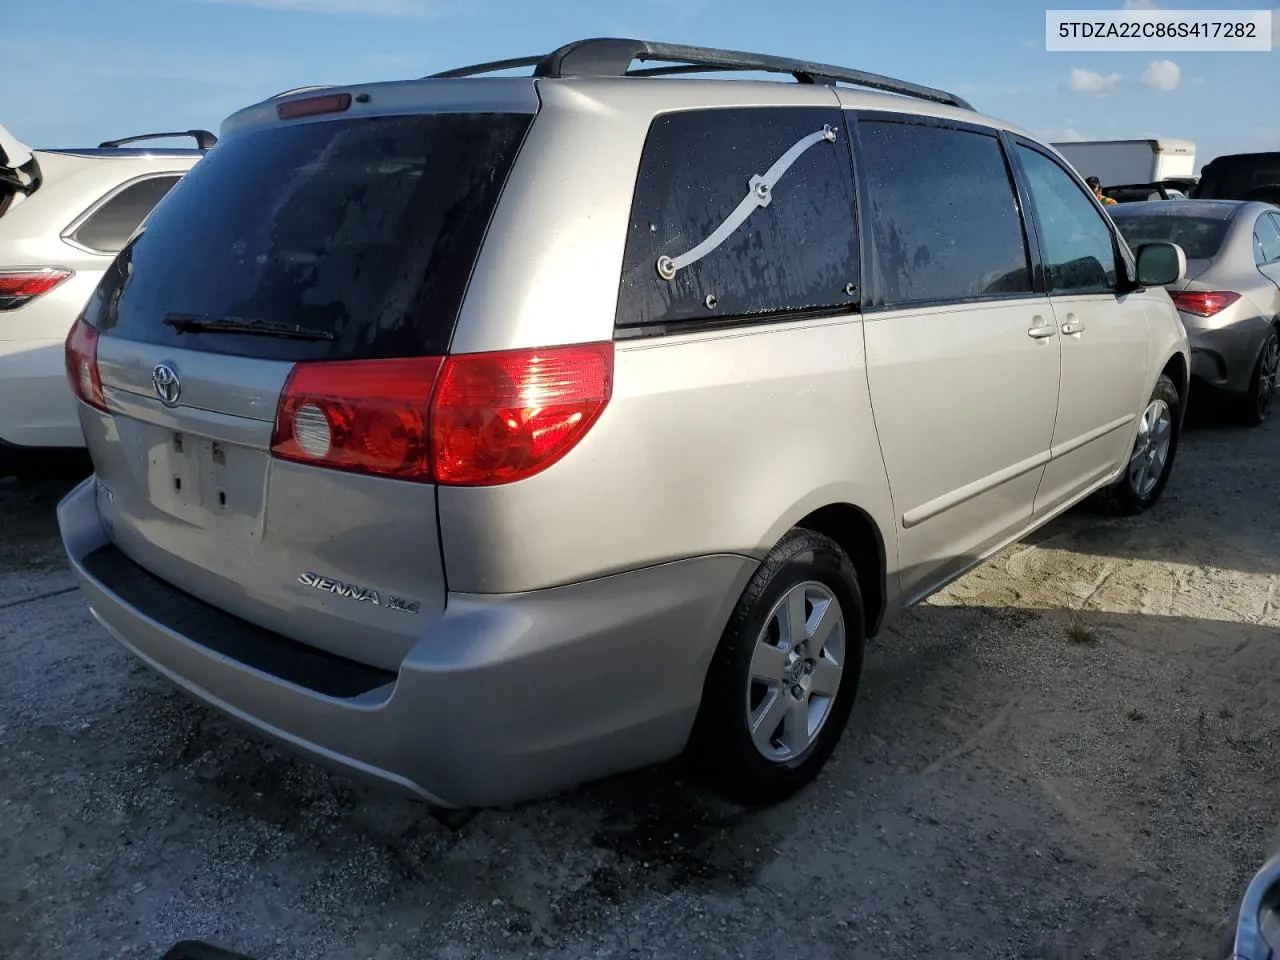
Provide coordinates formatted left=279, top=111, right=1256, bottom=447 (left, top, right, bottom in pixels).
left=1170, top=290, right=1241, bottom=317
left=64, top=316, right=106, bottom=412
left=276, top=93, right=353, bottom=120
left=270, top=343, right=614, bottom=486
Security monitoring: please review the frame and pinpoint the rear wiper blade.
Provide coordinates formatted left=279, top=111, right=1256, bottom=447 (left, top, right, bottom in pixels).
left=163, top=314, right=336, bottom=342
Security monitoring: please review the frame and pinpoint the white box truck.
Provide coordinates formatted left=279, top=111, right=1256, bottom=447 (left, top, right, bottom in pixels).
left=1051, top=139, right=1196, bottom=187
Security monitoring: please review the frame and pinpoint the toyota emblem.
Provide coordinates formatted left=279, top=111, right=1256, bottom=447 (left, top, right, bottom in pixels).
left=152, top=362, right=182, bottom=407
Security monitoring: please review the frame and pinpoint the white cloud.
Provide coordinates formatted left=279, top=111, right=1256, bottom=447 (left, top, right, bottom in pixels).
left=199, top=0, right=447, bottom=16
left=1068, top=67, right=1123, bottom=94
left=1122, top=0, right=1161, bottom=8
left=1141, top=59, right=1181, bottom=91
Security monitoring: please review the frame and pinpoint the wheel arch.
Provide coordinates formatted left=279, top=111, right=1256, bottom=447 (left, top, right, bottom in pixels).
left=751, top=481, right=897, bottom=640
left=793, top=502, right=888, bottom=639
left=1160, top=348, right=1190, bottom=423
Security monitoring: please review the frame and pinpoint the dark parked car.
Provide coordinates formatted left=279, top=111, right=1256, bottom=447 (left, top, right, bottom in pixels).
left=1196, top=152, right=1280, bottom=204
left=1104, top=182, right=1188, bottom=203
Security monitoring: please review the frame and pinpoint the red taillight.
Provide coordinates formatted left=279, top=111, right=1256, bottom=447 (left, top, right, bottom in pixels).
left=64, top=317, right=106, bottom=412
left=1171, top=291, right=1241, bottom=317
left=431, top=342, right=614, bottom=486
left=271, top=357, right=444, bottom=480
left=277, top=93, right=352, bottom=120
left=270, top=343, right=614, bottom=486
left=0, top=268, right=73, bottom=311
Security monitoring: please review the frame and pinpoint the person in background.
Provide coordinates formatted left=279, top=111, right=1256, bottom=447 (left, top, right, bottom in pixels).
left=1086, top=175, right=1119, bottom=206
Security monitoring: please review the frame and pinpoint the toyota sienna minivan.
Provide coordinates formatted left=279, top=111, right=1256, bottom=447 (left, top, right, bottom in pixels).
left=59, top=38, right=1191, bottom=810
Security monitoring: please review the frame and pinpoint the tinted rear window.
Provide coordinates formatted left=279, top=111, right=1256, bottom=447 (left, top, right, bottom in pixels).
left=85, top=113, right=531, bottom=360
left=1111, top=214, right=1230, bottom=260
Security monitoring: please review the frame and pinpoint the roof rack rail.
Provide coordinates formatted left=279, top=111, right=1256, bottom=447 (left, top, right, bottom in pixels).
left=430, top=56, right=543, bottom=80
left=427, top=37, right=972, bottom=111
left=99, top=130, right=218, bottom=150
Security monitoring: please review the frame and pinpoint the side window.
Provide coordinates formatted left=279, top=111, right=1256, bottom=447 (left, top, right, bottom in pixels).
left=69, top=175, right=181, bottom=254
left=1016, top=146, right=1119, bottom=295
left=857, top=120, right=1032, bottom=306
left=1253, top=213, right=1280, bottom=265
left=616, top=108, right=857, bottom=329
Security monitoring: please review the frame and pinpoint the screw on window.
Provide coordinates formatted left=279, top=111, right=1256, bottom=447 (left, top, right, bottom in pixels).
left=655, top=125, right=840, bottom=282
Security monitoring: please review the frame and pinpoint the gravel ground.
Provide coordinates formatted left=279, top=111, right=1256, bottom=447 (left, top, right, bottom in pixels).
left=1, top=406, right=1277, bottom=960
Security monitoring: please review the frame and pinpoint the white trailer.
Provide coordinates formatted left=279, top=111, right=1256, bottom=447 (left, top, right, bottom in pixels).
left=1051, top=139, right=1196, bottom=186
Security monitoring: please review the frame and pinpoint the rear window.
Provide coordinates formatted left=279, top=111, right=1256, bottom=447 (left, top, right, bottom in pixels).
left=1111, top=214, right=1230, bottom=260
left=85, top=112, right=532, bottom=361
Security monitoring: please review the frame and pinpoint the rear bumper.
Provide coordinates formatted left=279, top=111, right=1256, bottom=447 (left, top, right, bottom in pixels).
left=58, top=478, right=754, bottom=808
left=1186, top=316, right=1273, bottom=394
left=0, top=337, right=83, bottom=448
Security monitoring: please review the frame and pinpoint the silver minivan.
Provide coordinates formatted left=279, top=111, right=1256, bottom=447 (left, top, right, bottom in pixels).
left=59, top=39, right=1191, bottom=809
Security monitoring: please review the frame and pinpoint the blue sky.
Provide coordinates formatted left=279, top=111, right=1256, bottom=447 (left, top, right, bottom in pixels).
left=3, top=0, right=1276, bottom=170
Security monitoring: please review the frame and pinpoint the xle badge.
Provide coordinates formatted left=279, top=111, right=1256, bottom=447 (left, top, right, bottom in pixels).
left=298, top=572, right=422, bottom=615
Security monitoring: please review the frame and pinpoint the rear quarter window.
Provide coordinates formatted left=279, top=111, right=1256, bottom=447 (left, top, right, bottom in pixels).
left=616, top=107, right=859, bottom=331
left=1254, top=213, right=1280, bottom=265
left=85, top=112, right=532, bottom=361
left=68, top=175, right=181, bottom=254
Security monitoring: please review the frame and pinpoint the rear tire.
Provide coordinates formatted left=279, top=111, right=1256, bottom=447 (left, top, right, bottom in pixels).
left=1238, top=327, right=1279, bottom=427
left=691, top=528, right=865, bottom=806
left=1095, top=373, right=1181, bottom=516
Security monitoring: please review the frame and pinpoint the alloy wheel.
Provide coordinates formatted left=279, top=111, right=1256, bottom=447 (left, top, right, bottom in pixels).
left=746, top=581, right=846, bottom=763
left=1129, top=398, right=1173, bottom=498
left=1256, top=333, right=1279, bottom=421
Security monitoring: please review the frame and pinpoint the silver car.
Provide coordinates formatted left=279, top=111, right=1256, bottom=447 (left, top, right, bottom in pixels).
left=1110, top=200, right=1280, bottom=424
left=58, top=39, right=1190, bottom=809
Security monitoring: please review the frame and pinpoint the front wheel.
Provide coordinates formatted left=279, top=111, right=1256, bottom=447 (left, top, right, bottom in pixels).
left=1095, top=373, right=1181, bottom=516
left=1239, top=327, right=1279, bottom=427
left=690, top=528, right=865, bottom=805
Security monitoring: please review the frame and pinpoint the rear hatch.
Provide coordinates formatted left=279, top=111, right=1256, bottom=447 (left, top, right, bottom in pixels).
left=76, top=94, right=535, bottom=669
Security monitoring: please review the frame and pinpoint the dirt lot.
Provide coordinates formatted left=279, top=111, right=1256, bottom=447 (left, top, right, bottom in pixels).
left=1, top=407, right=1277, bottom=960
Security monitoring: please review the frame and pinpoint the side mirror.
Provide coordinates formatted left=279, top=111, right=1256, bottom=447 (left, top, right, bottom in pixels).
left=1136, top=241, right=1186, bottom=287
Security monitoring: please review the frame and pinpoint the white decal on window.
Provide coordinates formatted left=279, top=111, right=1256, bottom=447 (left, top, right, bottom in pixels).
left=656, top=124, right=839, bottom=281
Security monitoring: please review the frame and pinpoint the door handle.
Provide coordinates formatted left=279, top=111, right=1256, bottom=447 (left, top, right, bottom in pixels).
left=1061, top=314, right=1086, bottom=335
left=1027, top=315, right=1056, bottom=339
